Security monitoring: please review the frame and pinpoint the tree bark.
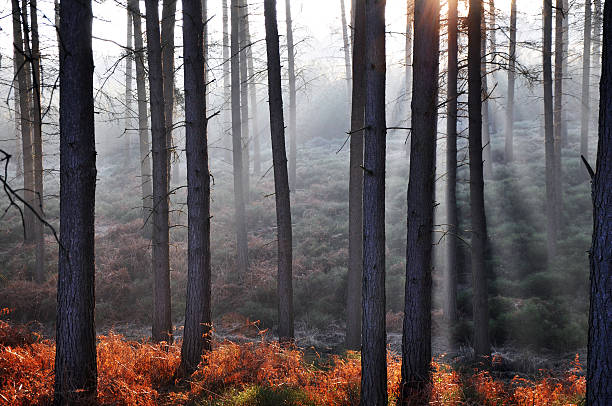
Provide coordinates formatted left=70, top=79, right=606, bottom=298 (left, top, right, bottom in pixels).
left=12, top=44, right=22, bottom=178
left=54, top=0, right=97, bottom=401
left=487, top=0, right=496, bottom=135
left=223, top=0, right=232, bottom=163
left=244, top=2, right=261, bottom=176
left=554, top=0, right=564, bottom=216
left=126, top=5, right=134, bottom=162
left=587, top=4, right=612, bottom=403
left=161, top=0, right=176, bottom=186
left=285, top=0, right=297, bottom=189
left=481, top=3, right=492, bottom=177
left=129, top=0, right=153, bottom=235
left=239, top=0, right=250, bottom=201
left=581, top=0, right=592, bottom=159
left=341, top=0, right=352, bottom=102
left=145, top=0, right=172, bottom=343
left=231, top=0, right=248, bottom=276
left=345, top=0, right=365, bottom=351
left=444, top=0, right=458, bottom=324
left=505, top=0, right=516, bottom=162
left=468, top=0, right=490, bottom=358
left=360, top=1, right=386, bottom=405
left=177, top=0, right=211, bottom=378
left=264, top=0, right=294, bottom=343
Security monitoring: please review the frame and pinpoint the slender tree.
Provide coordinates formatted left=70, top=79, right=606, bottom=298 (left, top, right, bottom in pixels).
left=223, top=0, right=232, bottom=163
left=161, top=0, right=177, bottom=184
left=177, top=0, right=211, bottom=377
left=12, top=42, right=22, bottom=178
left=54, top=0, right=97, bottom=401
left=244, top=2, right=261, bottom=176
left=285, top=0, right=297, bottom=188
left=488, top=0, right=497, bottom=135
left=340, top=0, right=352, bottom=101
left=345, top=0, right=365, bottom=351
left=264, top=0, right=294, bottom=343
left=468, top=0, right=490, bottom=358
left=554, top=0, right=564, bottom=211
left=145, top=0, right=172, bottom=343
left=481, top=3, right=492, bottom=177
left=444, top=0, right=458, bottom=324
left=239, top=0, right=250, bottom=201
left=231, top=0, right=248, bottom=275
left=587, top=4, right=612, bottom=403
left=505, top=0, right=517, bottom=162
left=126, top=5, right=134, bottom=161
left=581, top=0, right=592, bottom=159
left=360, top=0, right=386, bottom=404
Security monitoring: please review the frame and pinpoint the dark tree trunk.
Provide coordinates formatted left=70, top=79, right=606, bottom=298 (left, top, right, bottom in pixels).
left=587, top=4, right=612, bottom=403
left=444, top=0, right=458, bottom=324
left=129, top=0, right=153, bottom=234
left=54, top=0, right=97, bottom=401
left=543, top=0, right=558, bottom=262
left=481, top=4, right=492, bottom=178
left=285, top=0, right=297, bottom=188
left=505, top=0, right=516, bottom=162
left=581, top=0, right=592, bottom=159
left=126, top=5, right=134, bottom=162
left=341, top=0, right=352, bottom=101
left=161, top=0, right=176, bottom=185
left=223, top=0, right=232, bottom=163
left=177, top=0, right=211, bottom=378
left=12, top=44, right=22, bottom=178
left=345, top=0, right=365, bottom=351
left=401, top=0, right=440, bottom=401
left=554, top=0, right=564, bottom=215
left=264, top=0, right=294, bottom=343
left=468, top=0, right=490, bottom=358
left=145, top=0, right=172, bottom=343
left=487, top=0, right=497, bottom=135
left=239, top=0, right=250, bottom=201
left=231, top=0, right=248, bottom=275
left=360, top=0, right=386, bottom=404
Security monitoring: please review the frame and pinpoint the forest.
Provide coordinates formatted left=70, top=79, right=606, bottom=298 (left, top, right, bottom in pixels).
left=0, top=0, right=610, bottom=404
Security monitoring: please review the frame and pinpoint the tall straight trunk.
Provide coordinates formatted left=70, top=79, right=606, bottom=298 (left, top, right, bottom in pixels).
left=468, top=0, right=490, bottom=358
left=554, top=0, right=564, bottom=216
left=488, top=0, right=496, bottom=135
left=161, top=0, right=176, bottom=186
left=264, top=0, right=294, bottom=343
left=360, top=0, right=386, bottom=404
left=24, top=0, right=45, bottom=282
left=223, top=0, right=232, bottom=163
left=401, top=0, right=440, bottom=401
left=505, top=0, right=516, bottom=162
left=126, top=6, right=134, bottom=161
left=244, top=2, right=260, bottom=176
left=406, top=1, right=413, bottom=101
left=239, top=0, right=250, bottom=201
left=231, top=0, right=248, bottom=275
left=341, top=0, right=352, bottom=101
left=11, top=0, right=35, bottom=244
left=145, top=0, right=172, bottom=343
left=285, top=0, right=297, bottom=188
left=594, top=0, right=602, bottom=68
left=345, top=0, right=365, bottom=351
left=581, top=0, right=592, bottom=159
left=54, top=0, right=97, bottom=401
left=561, top=0, right=568, bottom=144
left=481, top=4, right=492, bottom=177
left=544, top=0, right=557, bottom=261
left=12, top=48, right=22, bottom=178
left=587, top=4, right=612, bottom=403
left=177, top=0, right=211, bottom=378
left=444, top=0, right=458, bottom=324
left=129, top=0, right=153, bottom=233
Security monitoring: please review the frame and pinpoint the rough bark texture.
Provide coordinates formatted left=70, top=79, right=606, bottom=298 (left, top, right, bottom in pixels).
left=54, top=0, right=97, bottom=401
left=581, top=0, right=592, bottom=159
left=161, top=0, right=176, bottom=185
left=231, top=0, right=248, bottom=276
left=444, top=0, right=458, bottom=324
left=177, top=0, right=212, bottom=378
left=505, top=0, right=516, bottom=162
left=554, top=0, right=564, bottom=213
left=360, top=1, right=386, bottom=405
left=129, top=0, right=153, bottom=234
left=468, top=0, right=490, bottom=358
left=145, top=0, right=172, bottom=343
left=587, top=4, right=612, bottom=404
left=345, top=0, right=365, bottom=351
left=264, top=0, right=294, bottom=343
left=543, top=0, right=558, bottom=262
left=285, top=0, right=297, bottom=189
left=401, top=0, right=440, bottom=401
left=341, top=0, right=352, bottom=101
left=239, top=0, right=250, bottom=201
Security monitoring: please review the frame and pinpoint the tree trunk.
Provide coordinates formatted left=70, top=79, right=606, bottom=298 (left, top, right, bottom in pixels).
left=561, top=0, right=568, bottom=145
left=505, top=0, right=516, bottom=162
left=244, top=2, right=260, bottom=176
left=264, top=0, right=294, bottom=343
left=239, top=0, right=250, bottom=201
left=223, top=0, right=232, bottom=163
left=231, top=0, right=248, bottom=276
left=581, top=0, right=592, bottom=159
left=444, top=0, right=458, bottom=324
left=12, top=46, right=21, bottom=178
left=345, top=0, right=365, bottom=351
left=285, top=0, right=297, bottom=189
left=468, top=0, right=490, bottom=358
left=401, top=0, right=440, bottom=401
left=54, top=0, right=97, bottom=401
left=594, top=0, right=602, bottom=71
left=481, top=4, right=492, bottom=177
left=360, top=0, right=386, bottom=404
left=554, top=0, right=564, bottom=219
left=11, top=0, right=35, bottom=245
left=161, top=0, right=176, bottom=186
left=404, top=0, right=413, bottom=157
left=145, top=0, right=172, bottom=344
left=126, top=5, right=134, bottom=162
left=587, top=4, right=612, bottom=403
left=129, top=0, right=153, bottom=235
left=543, top=0, right=557, bottom=262
left=177, top=0, right=211, bottom=378
left=487, top=0, right=496, bottom=135
left=341, top=0, right=352, bottom=102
